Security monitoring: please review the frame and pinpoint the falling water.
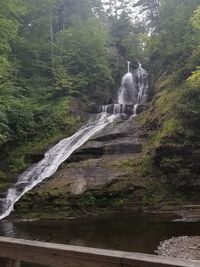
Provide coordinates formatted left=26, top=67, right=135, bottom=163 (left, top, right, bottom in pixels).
left=118, top=61, right=149, bottom=113
left=101, top=104, right=125, bottom=114
left=127, top=61, right=130, bottom=73
left=132, top=62, right=149, bottom=116
left=0, top=112, right=119, bottom=220
left=136, top=62, right=149, bottom=104
left=133, top=103, right=139, bottom=117
left=0, top=61, right=149, bottom=220
left=118, top=72, right=134, bottom=105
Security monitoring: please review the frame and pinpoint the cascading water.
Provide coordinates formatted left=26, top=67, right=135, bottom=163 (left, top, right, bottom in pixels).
left=136, top=62, right=149, bottom=105
left=0, top=61, right=149, bottom=220
left=0, top=113, right=119, bottom=220
left=127, top=61, right=130, bottom=73
left=118, top=72, right=134, bottom=106
left=118, top=61, right=149, bottom=115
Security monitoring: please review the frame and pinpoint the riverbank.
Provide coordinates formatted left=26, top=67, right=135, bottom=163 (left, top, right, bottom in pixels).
left=6, top=203, right=200, bottom=225
left=157, top=236, right=200, bottom=260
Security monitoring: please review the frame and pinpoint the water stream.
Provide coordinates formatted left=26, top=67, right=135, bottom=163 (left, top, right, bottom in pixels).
left=0, top=62, right=149, bottom=220
left=0, top=113, right=119, bottom=220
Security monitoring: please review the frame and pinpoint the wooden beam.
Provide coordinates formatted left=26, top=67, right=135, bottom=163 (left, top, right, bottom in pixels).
left=0, top=236, right=199, bottom=267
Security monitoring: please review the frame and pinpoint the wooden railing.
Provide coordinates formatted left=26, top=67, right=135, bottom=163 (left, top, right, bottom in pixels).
left=0, top=236, right=199, bottom=267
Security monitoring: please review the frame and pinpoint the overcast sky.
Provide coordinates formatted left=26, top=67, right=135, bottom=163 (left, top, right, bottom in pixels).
left=101, top=0, right=141, bottom=20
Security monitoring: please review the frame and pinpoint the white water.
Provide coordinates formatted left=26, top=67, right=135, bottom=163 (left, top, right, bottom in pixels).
left=118, top=61, right=149, bottom=115
left=127, top=61, right=130, bottom=73
left=118, top=72, right=134, bottom=105
left=101, top=104, right=126, bottom=114
left=137, top=62, right=149, bottom=104
left=133, top=103, right=139, bottom=117
left=0, top=61, right=149, bottom=220
left=0, top=112, right=119, bottom=220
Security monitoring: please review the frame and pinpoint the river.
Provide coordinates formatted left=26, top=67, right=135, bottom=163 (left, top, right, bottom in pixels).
left=0, top=213, right=200, bottom=266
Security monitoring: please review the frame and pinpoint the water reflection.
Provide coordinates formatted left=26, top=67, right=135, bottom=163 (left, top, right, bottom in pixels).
left=0, top=213, right=200, bottom=267
left=0, top=221, right=16, bottom=237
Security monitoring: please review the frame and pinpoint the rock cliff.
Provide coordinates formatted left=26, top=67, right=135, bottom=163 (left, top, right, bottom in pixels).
left=14, top=115, right=147, bottom=218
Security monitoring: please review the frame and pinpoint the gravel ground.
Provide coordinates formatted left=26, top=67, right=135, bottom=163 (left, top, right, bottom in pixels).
left=156, top=236, right=200, bottom=260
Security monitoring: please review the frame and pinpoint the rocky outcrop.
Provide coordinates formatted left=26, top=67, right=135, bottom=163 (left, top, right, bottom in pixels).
left=14, top=116, right=146, bottom=218
left=33, top=116, right=144, bottom=195
left=13, top=78, right=200, bottom=219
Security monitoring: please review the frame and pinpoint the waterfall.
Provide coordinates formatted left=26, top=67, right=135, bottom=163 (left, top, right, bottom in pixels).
left=0, top=62, right=149, bottom=220
left=133, top=62, right=149, bottom=115
left=0, top=112, right=119, bottom=220
left=101, top=104, right=125, bottom=114
left=127, top=61, right=130, bottom=73
left=136, top=62, right=149, bottom=105
left=118, top=72, right=134, bottom=105
left=118, top=61, right=149, bottom=113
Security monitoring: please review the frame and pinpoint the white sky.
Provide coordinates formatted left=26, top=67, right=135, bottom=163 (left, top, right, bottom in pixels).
left=101, top=0, right=141, bottom=20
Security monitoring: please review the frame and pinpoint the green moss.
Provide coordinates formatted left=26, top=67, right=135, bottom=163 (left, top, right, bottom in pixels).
left=152, top=118, right=182, bottom=145
left=119, top=154, right=155, bottom=178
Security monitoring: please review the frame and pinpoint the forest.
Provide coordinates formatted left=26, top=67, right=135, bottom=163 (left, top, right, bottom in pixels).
left=0, top=0, right=199, bottom=217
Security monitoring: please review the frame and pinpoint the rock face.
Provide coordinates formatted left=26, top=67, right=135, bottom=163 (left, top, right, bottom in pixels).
left=13, top=79, right=200, bottom=219
left=33, top=117, right=143, bottom=196
left=14, top=116, right=146, bottom=218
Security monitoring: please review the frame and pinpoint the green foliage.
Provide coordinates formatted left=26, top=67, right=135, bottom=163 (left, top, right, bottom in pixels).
left=186, top=7, right=200, bottom=87
left=191, top=5, right=200, bottom=30
left=152, top=118, right=182, bottom=145
left=0, top=104, right=9, bottom=145
left=54, top=67, right=74, bottom=92
left=55, top=18, right=112, bottom=98
left=187, top=67, right=200, bottom=87
left=142, top=0, right=200, bottom=79
left=0, top=1, right=114, bottom=159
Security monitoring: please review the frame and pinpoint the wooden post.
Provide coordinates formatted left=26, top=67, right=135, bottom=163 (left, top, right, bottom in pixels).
left=6, top=259, right=21, bottom=267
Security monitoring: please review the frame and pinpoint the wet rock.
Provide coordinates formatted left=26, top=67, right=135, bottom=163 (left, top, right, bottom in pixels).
left=103, top=96, right=113, bottom=105
left=66, top=117, right=143, bottom=164
left=135, top=104, right=147, bottom=114
left=35, top=154, right=130, bottom=195
left=70, top=140, right=142, bottom=159
left=14, top=116, right=146, bottom=217
left=26, top=153, right=44, bottom=164
left=173, top=205, right=200, bottom=222
left=85, top=102, right=100, bottom=113
left=38, top=119, right=145, bottom=195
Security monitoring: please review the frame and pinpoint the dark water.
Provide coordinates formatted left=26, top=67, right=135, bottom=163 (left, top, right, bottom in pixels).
left=0, top=213, right=200, bottom=266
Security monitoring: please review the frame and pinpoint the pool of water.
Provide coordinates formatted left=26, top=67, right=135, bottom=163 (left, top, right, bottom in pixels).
left=0, top=213, right=200, bottom=266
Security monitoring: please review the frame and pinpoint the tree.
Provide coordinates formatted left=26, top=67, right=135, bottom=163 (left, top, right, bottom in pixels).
left=143, top=0, right=200, bottom=79
left=134, top=0, right=160, bottom=31
left=103, top=0, right=136, bottom=19
left=0, top=0, right=25, bottom=87
left=187, top=6, right=200, bottom=86
left=55, top=17, right=112, bottom=99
